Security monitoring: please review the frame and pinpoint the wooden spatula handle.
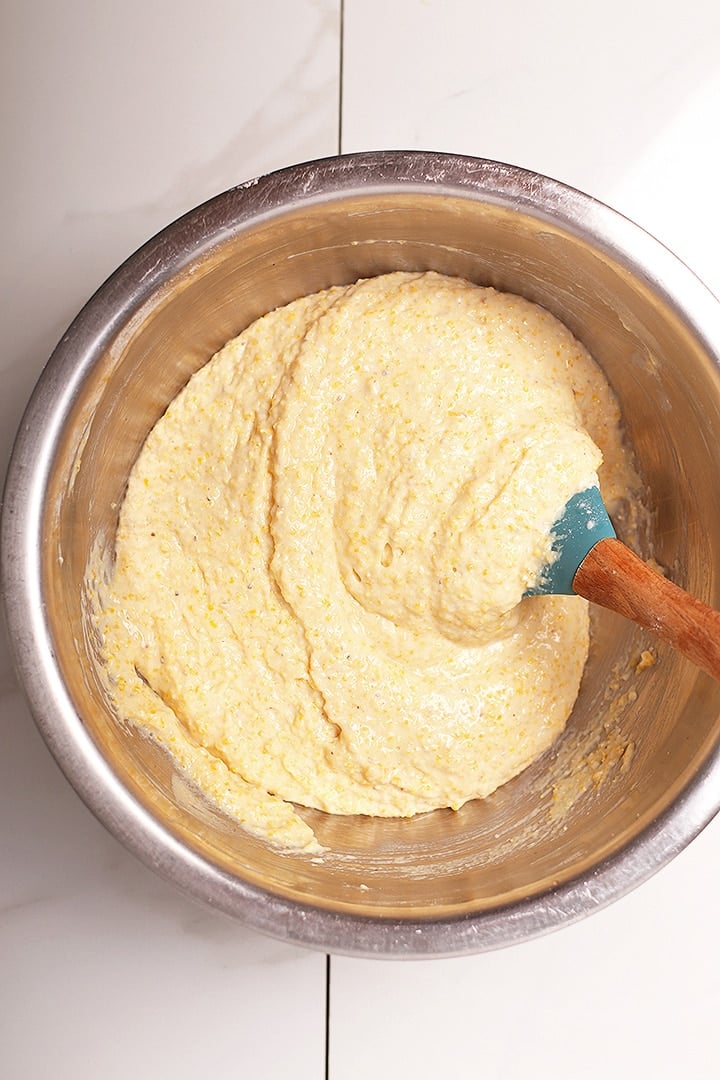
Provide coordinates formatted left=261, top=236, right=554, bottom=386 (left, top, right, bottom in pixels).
left=574, top=537, right=720, bottom=683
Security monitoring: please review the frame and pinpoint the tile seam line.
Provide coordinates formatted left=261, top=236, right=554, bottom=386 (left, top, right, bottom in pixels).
left=325, top=952, right=331, bottom=1079
left=338, top=0, right=345, bottom=154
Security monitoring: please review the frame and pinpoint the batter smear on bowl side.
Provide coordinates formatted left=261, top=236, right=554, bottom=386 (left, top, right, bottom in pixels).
left=96, top=271, right=640, bottom=850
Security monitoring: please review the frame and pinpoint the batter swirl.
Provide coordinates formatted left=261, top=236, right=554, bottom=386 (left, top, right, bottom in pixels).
left=98, top=272, right=635, bottom=850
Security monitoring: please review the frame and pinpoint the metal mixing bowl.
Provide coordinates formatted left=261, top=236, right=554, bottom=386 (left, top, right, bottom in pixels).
left=3, top=151, right=720, bottom=956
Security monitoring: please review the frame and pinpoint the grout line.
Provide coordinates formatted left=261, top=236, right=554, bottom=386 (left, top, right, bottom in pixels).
left=338, top=0, right=345, bottom=154
left=325, top=953, right=331, bottom=1079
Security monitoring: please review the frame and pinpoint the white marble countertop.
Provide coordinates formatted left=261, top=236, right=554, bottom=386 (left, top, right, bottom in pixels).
left=2, top=2, right=720, bottom=1076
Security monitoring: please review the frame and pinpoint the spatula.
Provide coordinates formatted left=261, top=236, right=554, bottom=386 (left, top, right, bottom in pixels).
left=527, top=487, right=720, bottom=682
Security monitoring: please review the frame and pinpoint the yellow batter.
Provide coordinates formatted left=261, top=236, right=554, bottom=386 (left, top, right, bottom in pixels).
left=97, top=272, right=635, bottom=851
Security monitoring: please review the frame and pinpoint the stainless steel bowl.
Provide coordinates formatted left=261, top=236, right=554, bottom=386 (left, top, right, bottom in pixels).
left=3, top=151, right=720, bottom=956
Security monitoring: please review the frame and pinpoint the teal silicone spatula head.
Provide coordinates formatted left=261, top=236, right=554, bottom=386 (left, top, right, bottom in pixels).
left=525, top=486, right=616, bottom=597
left=524, top=485, right=720, bottom=683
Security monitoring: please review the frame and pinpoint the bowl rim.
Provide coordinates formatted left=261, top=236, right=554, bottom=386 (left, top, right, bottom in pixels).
left=3, top=149, right=720, bottom=957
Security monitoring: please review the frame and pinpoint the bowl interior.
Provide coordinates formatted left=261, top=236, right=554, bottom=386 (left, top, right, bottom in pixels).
left=39, top=176, right=720, bottom=926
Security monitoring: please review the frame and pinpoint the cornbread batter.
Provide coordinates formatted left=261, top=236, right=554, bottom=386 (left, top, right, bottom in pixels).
left=97, top=272, right=635, bottom=850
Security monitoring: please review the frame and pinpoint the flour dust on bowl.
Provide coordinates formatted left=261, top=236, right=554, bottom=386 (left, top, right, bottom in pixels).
left=3, top=151, right=720, bottom=957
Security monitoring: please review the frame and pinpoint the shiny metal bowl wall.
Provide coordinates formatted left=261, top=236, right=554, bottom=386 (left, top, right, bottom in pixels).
left=3, top=152, right=720, bottom=957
